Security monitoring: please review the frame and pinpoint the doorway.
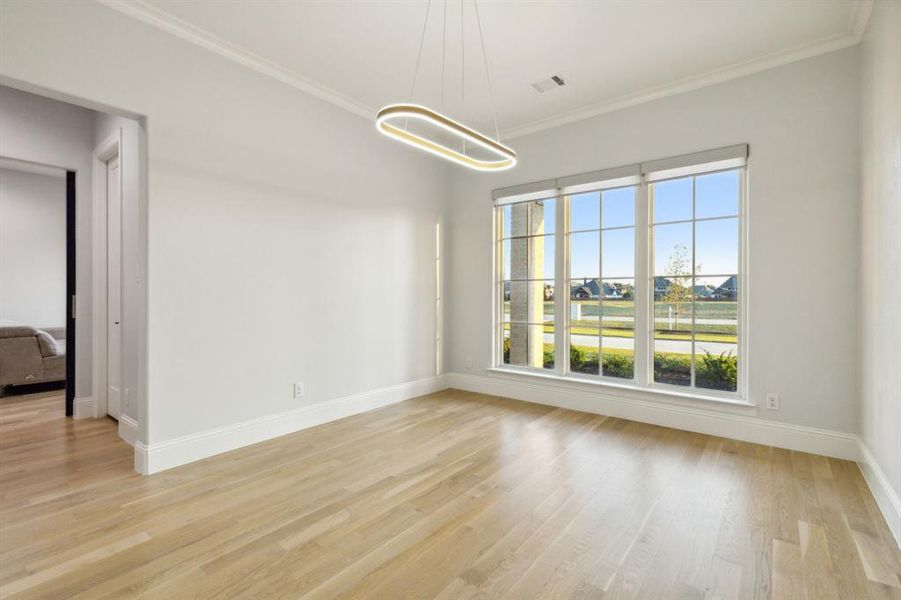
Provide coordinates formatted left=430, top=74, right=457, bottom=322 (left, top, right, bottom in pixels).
left=1, top=83, right=147, bottom=470
left=0, top=158, right=74, bottom=415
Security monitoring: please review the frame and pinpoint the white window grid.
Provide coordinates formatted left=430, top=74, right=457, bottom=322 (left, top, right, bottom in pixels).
left=492, top=166, right=747, bottom=401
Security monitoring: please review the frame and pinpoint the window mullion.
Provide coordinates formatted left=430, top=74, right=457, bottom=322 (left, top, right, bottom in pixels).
left=493, top=206, right=502, bottom=367
left=555, top=192, right=567, bottom=376
left=738, top=168, right=747, bottom=397
left=634, top=180, right=650, bottom=387
left=598, top=192, right=604, bottom=377
left=690, top=177, right=697, bottom=388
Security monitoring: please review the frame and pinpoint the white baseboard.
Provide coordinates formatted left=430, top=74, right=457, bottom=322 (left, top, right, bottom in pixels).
left=134, top=441, right=149, bottom=475
left=446, top=372, right=861, bottom=461
left=118, top=414, right=139, bottom=447
left=73, top=396, right=95, bottom=420
left=857, top=440, right=901, bottom=548
left=138, top=374, right=447, bottom=475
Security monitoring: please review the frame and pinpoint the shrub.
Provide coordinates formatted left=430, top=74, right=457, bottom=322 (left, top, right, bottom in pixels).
left=569, top=344, right=586, bottom=370
left=503, top=337, right=511, bottom=363
left=696, top=351, right=737, bottom=391
left=580, top=358, right=600, bottom=374
left=653, top=350, right=737, bottom=390
left=543, top=349, right=555, bottom=369
left=603, top=352, right=634, bottom=379
left=654, top=352, right=691, bottom=386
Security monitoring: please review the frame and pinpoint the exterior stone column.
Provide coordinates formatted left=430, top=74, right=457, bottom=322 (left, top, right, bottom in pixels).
left=509, top=202, right=545, bottom=367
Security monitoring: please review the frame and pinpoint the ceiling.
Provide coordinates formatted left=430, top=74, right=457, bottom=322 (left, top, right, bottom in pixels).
left=115, top=0, right=870, bottom=139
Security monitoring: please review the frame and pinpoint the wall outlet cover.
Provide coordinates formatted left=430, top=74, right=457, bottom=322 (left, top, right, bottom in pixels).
left=765, top=393, right=780, bottom=410
left=293, top=382, right=305, bottom=399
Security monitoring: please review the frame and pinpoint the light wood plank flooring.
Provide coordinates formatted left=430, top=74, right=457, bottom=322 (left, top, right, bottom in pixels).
left=1, top=389, right=899, bottom=599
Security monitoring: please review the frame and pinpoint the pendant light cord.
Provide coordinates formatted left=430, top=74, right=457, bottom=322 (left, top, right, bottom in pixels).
left=409, top=0, right=433, bottom=101
left=461, top=0, right=466, bottom=155
left=473, top=0, right=500, bottom=142
left=441, top=0, right=447, bottom=109
left=406, top=0, right=501, bottom=145
left=406, top=0, right=433, bottom=132
left=461, top=1, right=465, bottom=109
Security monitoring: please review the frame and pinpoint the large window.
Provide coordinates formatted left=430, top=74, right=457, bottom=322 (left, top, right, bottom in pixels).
left=498, top=198, right=556, bottom=370
left=568, top=187, right=636, bottom=379
left=651, top=171, right=740, bottom=392
left=493, top=146, right=746, bottom=400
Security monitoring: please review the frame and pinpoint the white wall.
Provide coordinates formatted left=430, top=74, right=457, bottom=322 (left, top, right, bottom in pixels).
left=860, top=0, right=901, bottom=519
left=0, top=86, right=95, bottom=398
left=447, top=47, right=861, bottom=434
left=0, top=167, right=66, bottom=327
left=0, top=1, right=446, bottom=447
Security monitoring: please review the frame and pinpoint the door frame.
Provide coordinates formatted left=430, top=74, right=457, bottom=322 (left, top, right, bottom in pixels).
left=91, top=131, right=122, bottom=419
left=65, top=170, right=76, bottom=416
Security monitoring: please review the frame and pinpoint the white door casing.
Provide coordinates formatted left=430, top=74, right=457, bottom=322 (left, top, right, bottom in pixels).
left=106, top=155, right=122, bottom=420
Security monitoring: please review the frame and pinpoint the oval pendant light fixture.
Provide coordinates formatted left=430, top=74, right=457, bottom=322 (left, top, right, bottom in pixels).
left=376, top=0, right=516, bottom=172
left=376, top=104, right=515, bottom=171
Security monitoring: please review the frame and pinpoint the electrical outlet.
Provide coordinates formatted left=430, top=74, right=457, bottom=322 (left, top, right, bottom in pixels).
left=765, top=393, right=780, bottom=410
left=464, top=356, right=473, bottom=369
left=293, top=382, right=305, bottom=399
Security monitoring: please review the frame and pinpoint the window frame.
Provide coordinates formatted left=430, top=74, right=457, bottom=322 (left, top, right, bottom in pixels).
left=562, top=183, right=640, bottom=385
left=493, top=196, right=560, bottom=373
left=645, top=166, right=746, bottom=401
left=492, top=157, right=748, bottom=405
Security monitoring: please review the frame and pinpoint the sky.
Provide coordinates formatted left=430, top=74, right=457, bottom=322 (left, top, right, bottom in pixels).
left=502, top=170, right=740, bottom=282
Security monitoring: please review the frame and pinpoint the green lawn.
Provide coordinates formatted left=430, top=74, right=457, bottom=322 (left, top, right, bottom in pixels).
left=504, top=298, right=737, bottom=341
left=571, top=299, right=738, bottom=320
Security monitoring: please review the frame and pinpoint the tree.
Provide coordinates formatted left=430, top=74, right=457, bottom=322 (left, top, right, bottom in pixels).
left=662, top=243, right=692, bottom=330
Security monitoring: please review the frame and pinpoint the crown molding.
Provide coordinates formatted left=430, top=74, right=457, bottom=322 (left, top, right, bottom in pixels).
left=98, top=0, right=873, bottom=143
left=96, top=0, right=375, bottom=119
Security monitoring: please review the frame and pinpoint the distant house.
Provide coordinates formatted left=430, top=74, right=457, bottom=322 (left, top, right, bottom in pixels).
left=603, top=282, right=621, bottom=299
left=714, top=275, right=738, bottom=300
left=694, top=284, right=715, bottom=299
left=612, top=281, right=634, bottom=300
left=571, top=279, right=596, bottom=299
left=653, top=277, right=672, bottom=299
left=570, top=279, right=620, bottom=300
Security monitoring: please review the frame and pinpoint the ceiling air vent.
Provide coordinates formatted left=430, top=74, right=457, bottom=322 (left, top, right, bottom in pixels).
left=531, top=75, right=566, bottom=94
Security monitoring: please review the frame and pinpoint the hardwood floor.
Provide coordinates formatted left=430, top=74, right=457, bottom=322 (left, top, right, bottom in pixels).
left=1, top=389, right=899, bottom=599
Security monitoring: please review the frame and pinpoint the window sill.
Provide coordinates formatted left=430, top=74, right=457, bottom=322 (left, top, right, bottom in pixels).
left=484, top=367, right=756, bottom=415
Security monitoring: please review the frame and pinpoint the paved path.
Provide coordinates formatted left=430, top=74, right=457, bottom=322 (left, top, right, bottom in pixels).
left=537, top=315, right=736, bottom=326
left=546, top=332, right=736, bottom=355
